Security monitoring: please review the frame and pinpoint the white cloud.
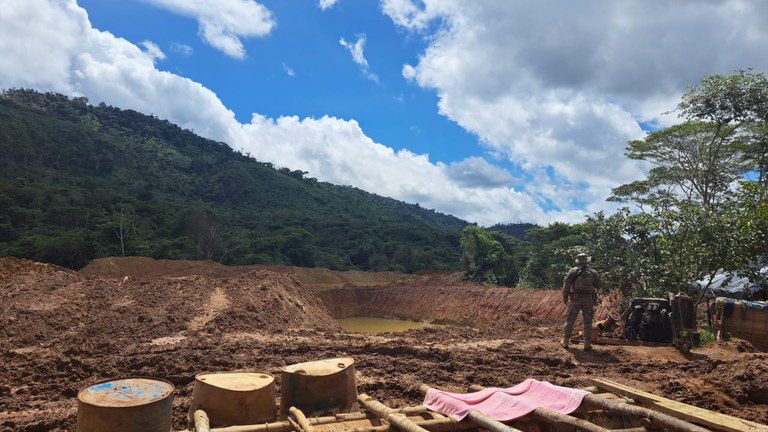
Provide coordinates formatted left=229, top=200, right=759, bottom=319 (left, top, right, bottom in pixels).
left=380, top=0, right=438, bottom=30
left=319, top=0, right=339, bottom=10
left=402, top=64, right=416, bottom=80
left=386, top=0, right=768, bottom=212
left=282, top=62, right=295, bottom=77
left=169, top=42, right=193, bottom=56
left=139, top=0, right=275, bottom=59
left=6, top=1, right=766, bottom=225
left=140, top=40, right=165, bottom=61
left=0, top=0, right=557, bottom=225
left=446, top=157, right=515, bottom=189
left=0, top=0, right=236, bottom=143
left=339, top=34, right=379, bottom=83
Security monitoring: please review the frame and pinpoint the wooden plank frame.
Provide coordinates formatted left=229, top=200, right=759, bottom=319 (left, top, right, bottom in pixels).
left=590, top=378, right=768, bottom=432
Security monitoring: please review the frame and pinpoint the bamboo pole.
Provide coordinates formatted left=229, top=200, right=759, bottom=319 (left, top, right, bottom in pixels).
left=417, top=385, right=523, bottom=432
left=358, top=394, right=431, bottom=432
left=194, top=410, right=211, bottom=432
left=289, top=407, right=316, bottom=432
left=581, top=394, right=711, bottom=432
left=187, top=406, right=432, bottom=432
left=206, top=411, right=477, bottom=432
left=464, top=384, right=610, bottom=432
left=467, top=384, right=710, bottom=432
left=337, top=417, right=477, bottom=432
left=208, top=412, right=370, bottom=432
left=396, top=406, right=428, bottom=415
left=288, top=417, right=302, bottom=432
left=528, top=405, right=611, bottom=432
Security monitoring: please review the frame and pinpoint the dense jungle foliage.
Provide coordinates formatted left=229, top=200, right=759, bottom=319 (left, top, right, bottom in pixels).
left=0, top=89, right=471, bottom=270
left=460, top=71, right=768, bottom=297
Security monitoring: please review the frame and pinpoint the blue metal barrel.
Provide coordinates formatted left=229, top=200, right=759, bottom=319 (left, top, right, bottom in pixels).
left=76, top=377, right=175, bottom=432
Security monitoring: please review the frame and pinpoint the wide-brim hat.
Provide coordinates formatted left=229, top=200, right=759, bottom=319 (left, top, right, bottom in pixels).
left=575, top=253, right=591, bottom=264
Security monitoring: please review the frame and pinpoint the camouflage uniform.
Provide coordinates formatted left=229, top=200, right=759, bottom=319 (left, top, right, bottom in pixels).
left=562, top=258, right=603, bottom=349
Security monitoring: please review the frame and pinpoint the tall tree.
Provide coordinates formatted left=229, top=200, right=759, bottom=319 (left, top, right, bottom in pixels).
left=610, top=70, right=768, bottom=209
left=597, top=71, right=768, bottom=295
left=111, top=205, right=136, bottom=257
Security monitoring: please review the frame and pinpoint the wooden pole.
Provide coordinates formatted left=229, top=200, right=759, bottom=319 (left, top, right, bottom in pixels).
left=358, top=394, right=431, bottom=432
left=331, top=418, right=477, bottom=432
left=194, top=410, right=211, bottom=432
left=464, top=384, right=610, bottom=432
left=465, top=383, right=710, bottom=432
left=581, top=394, right=711, bottom=432
left=205, top=410, right=478, bottom=432
left=589, top=378, right=767, bottom=432
left=417, top=385, right=523, bottom=432
left=207, top=412, right=370, bottom=432
left=288, top=407, right=316, bottom=432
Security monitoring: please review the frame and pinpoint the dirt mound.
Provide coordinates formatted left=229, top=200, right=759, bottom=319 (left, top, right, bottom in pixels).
left=80, top=257, right=402, bottom=290
left=1, top=258, right=338, bottom=349
left=79, top=256, right=253, bottom=279
left=255, top=264, right=401, bottom=290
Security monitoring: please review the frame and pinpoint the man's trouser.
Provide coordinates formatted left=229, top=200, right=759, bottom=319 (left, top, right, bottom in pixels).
left=563, top=293, right=594, bottom=345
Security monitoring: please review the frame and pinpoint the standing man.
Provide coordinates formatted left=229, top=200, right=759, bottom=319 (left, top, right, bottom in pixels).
left=562, top=253, right=603, bottom=351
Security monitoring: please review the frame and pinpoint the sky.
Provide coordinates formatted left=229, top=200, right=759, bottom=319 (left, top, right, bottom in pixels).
left=1, top=0, right=768, bottom=226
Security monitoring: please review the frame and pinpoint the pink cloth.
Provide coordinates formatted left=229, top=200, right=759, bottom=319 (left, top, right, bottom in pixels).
left=423, top=379, right=589, bottom=421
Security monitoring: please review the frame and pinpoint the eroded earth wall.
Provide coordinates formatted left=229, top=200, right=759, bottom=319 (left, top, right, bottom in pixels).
left=318, top=276, right=569, bottom=331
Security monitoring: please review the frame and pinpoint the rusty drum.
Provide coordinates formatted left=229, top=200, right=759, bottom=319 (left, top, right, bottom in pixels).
left=189, top=372, right=276, bottom=427
left=280, top=357, right=357, bottom=417
left=76, top=377, right=174, bottom=432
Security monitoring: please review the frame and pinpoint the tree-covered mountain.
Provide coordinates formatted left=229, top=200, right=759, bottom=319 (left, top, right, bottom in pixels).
left=487, top=223, right=539, bottom=240
left=0, top=90, right=469, bottom=270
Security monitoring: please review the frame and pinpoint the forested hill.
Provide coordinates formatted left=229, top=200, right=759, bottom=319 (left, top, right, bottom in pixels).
left=0, top=90, right=468, bottom=270
left=487, top=223, right=538, bottom=240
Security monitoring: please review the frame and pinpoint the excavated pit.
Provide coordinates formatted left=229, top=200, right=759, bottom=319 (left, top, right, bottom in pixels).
left=1, top=257, right=767, bottom=431
left=318, top=278, right=569, bottom=333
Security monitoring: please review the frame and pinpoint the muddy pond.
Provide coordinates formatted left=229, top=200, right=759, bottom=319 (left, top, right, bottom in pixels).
left=336, top=316, right=445, bottom=334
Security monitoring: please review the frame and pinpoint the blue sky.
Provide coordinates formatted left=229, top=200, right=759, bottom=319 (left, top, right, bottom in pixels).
left=2, top=0, right=767, bottom=224
left=80, top=0, right=481, bottom=164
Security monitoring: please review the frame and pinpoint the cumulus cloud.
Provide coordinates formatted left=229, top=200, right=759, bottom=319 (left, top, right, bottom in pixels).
left=6, top=1, right=765, bottom=225
left=446, top=157, right=515, bottom=189
left=0, top=0, right=557, bottom=226
left=380, top=0, right=437, bottom=30
left=139, top=0, right=275, bottom=59
left=140, top=40, right=165, bottom=61
left=319, top=0, right=339, bottom=10
left=339, top=34, right=379, bottom=83
left=0, top=0, right=237, bottom=145
left=387, top=0, right=768, bottom=212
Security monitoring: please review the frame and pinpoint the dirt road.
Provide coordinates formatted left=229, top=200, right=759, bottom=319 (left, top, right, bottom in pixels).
left=1, top=257, right=766, bottom=431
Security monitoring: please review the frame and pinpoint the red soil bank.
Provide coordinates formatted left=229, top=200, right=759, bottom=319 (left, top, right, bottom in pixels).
left=319, top=277, right=568, bottom=331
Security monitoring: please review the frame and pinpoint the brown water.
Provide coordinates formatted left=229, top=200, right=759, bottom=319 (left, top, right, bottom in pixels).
left=336, top=316, right=443, bottom=334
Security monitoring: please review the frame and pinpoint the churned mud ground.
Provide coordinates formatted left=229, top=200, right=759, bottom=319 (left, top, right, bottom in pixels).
left=1, top=257, right=766, bottom=431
